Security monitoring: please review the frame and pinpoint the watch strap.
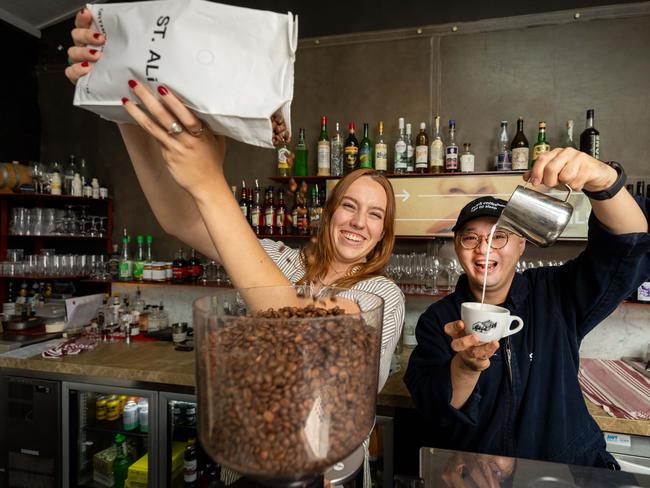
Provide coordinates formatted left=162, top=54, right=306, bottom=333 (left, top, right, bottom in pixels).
left=582, top=161, right=627, bottom=201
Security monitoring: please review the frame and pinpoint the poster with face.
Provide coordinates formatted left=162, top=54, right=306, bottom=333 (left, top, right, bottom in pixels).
left=329, top=173, right=591, bottom=239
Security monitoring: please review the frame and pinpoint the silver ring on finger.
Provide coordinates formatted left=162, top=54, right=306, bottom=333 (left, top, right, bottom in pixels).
left=168, top=121, right=184, bottom=136
left=188, top=124, right=205, bottom=137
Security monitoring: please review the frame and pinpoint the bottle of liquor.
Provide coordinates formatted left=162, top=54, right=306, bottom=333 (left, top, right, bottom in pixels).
left=16, top=281, right=28, bottom=318
left=330, top=122, right=344, bottom=177
left=2, top=282, right=16, bottom=318
left=184, top=438, right=198, bottom=488
left=511, top=117, right=529, bottom=170
left=343, top=122, right=359, bottom=174
left=460, top=143, right=475, bottom=172
left=579, top=109, right=600, bottom=159
left=133, top=235, right=145, bottom=281
left=317, top=116, right=330, bottom=176
left=275, top=188, right=288, bottom=236
left=374, top=121, right=388, bottom=172
left=79, top=158, right=90, bottom=189
left=405, top=123, right=415, bottom=172
left=133, top=287, right=145, bottom=314
left=429, top=115, right=444, bottom=173
left=263, top=186, right=276, bottom=236
left=113, top=433, right=132, bottom=488
left=118, top=229, right=133, bottom=281
left=49, top=161, right=62, bottom=195
left=394, top=117, right=407, bottom=174
left=277, top=139, right=290, bottom=177
left=187, top=249, right=202, bottom=283
left=294, top=128, right=308, bottom=176
left=250, top=180, right=262, bottom=235
left=64, top=154, right=77, bottom=195
left=445, top=119, right=459, bottom=173
left=496, top=121, right=512, bottom=171
left=636, top=180, right=645, bottom=198
left=146, top=235, right=154, bottom=263
left=532, top=121, right=551, bottom=162
left=359, top=123, right=373, bottom=169
left=564, top=120, right=577, bottom=149
left=238, top=181, right=249, bottom=221
left=293, top=188, right=309, bottom=236
left=108, top=243, right=121, bottom=279
left=309, top=186, right=323, bottom=235
left=415, top=122, right=429, bottom=173
left=172, top=249, right=187, bottom=284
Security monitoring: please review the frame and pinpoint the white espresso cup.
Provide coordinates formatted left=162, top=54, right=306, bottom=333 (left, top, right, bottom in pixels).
left=461, top=302, right=524, bottom=343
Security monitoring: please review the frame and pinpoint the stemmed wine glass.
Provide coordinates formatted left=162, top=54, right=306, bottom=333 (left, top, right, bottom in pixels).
left=30, top=161, right=47, bottom=193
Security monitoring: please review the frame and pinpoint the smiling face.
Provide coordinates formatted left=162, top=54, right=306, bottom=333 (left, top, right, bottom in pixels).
left=329, top=176, right=388, bottom=268
left=455, top=216, right=526, bottom=303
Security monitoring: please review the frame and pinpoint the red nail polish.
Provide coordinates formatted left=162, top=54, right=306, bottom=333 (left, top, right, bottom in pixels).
left=122, top=97, right=129, bottom=104
left=81, top=61, right=89, bottom=68
left=89, top=49, right=98, bottom=55
left=79, top=7, right=85, bottom=14
left=128, top=79, right=137, bottom=89
left=157, top=85, right=169, bottom=96
left=93, top=33, right=101, bottom=40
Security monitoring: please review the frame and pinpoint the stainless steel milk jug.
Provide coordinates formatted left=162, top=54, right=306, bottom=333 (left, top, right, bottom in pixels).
left=497, top=184, right=573, bottom=247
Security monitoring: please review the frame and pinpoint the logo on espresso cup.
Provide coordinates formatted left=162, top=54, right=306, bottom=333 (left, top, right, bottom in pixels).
left=461, top=302, right=524, bottom=343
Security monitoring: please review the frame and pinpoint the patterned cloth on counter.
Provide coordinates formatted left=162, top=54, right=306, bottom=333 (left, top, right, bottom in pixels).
left=579, top=358, right=650, bottom=420
left=41, top=337, right=98, bottom=358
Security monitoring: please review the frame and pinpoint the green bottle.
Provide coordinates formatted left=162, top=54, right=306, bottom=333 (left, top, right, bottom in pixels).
left=133, top=235, right=145, bottom=281
left=359, top=123, right=373, bottom=168
left=118, top=229, right=133, bottom=281
left=112, top=433, right=132, bottom=488
left=294, top=128, right=308, bottom=176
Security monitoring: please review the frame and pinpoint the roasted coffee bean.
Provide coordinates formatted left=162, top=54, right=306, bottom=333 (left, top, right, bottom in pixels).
left=200, top=305, right=379, bottom=478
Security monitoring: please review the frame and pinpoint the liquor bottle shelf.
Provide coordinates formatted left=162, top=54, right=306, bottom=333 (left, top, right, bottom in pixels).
left=0, top=274, right=91, bottom=280
left=269, top=170, right=527, bottom=182
left=256, top=234, right=312, bottom=239
left=4, top=234, right=108, bottom=240
left=80, top=279, right=233, bottom=288
left=0, top=193, right=112, bottom=203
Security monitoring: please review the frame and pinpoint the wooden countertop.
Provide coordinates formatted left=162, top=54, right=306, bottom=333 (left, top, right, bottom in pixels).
left=0, top=340, right=648, bottom=436
left=377, top=346, right=650, bottom=437
left=0, top=340, right=196, bottom=387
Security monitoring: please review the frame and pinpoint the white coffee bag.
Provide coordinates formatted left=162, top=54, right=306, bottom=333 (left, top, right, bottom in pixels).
left=74, top=0, right=297, bottom=148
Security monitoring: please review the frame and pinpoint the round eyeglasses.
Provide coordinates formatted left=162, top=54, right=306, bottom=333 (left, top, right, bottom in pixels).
left=457, top=230, right=511, bottom=250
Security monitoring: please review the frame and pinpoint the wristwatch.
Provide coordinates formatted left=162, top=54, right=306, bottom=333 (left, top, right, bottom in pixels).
left=582, top=161, right=627, bottom=200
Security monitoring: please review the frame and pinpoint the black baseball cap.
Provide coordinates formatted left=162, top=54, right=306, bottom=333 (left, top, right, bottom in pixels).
left=452, top=196, right=507, bottom=233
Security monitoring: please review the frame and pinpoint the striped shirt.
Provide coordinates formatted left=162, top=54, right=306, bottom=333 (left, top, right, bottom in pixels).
left=260, top=239, right=405, bottom=390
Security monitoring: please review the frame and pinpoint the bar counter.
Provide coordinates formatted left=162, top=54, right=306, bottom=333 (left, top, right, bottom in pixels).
left=0, top=340, right=648, bottom=436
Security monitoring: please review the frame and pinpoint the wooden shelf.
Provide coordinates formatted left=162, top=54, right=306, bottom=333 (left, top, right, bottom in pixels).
left=269, top=175, right=340, bottom=182
left=0, top=274, right=91, bottom=280
left=0, top=193, right=112, bottom=204
left=257, top=234, right=312, bottom=239
left=4, top=234, right=108, bottom=240
left=81, top=279, right=233, bottom=288
left=269, top=170, right=527, bottom=182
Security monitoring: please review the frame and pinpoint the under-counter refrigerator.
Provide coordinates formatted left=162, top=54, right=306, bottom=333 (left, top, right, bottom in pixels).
left=159, top=392, right=216, bottom=488
left=62, top=382, right=159, bottom=488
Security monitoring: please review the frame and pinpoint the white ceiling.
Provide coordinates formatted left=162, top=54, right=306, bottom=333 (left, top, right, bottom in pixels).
left=0, top=0, right=97, bottom=38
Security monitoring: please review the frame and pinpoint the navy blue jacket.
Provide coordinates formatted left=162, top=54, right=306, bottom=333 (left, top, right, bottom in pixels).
left=404, top=205, right=650, bottom=467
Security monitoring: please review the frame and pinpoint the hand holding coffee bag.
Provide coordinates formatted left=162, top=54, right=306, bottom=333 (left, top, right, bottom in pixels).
left=74, top=0, right=297, bottom=148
